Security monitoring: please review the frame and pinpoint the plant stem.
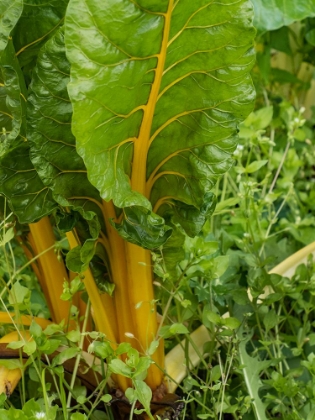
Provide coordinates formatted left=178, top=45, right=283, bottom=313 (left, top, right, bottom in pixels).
left=29, top=217, right=70, bottom=324
left=67, top=299, right=91, bottom=408
left=268, top=140, right=290, bottom=195
left=124, top=241, right=164, bottom=389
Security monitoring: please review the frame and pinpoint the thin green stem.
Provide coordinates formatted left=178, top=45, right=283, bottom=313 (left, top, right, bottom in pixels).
left=67, top=299, right=91, bottom=408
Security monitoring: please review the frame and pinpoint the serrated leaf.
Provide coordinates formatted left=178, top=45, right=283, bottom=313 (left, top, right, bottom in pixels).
left=237, top=327, right=270, bottom=420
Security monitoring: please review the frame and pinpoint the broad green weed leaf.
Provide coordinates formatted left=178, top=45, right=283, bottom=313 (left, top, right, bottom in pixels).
left=147, top=340, right=159, bottom=356
left=71, top=414, right=87, bottom=420
left=159, top=323, right=189, bottom=338
left=134, top=357, right=152, bottom=379
left=210, top=365, right=221, bottom=382
left=134, top=379, right=152, bottom=414
left=0, top=359, right=23, bottom=369
left=109, top=359, right=133, bottom=378
left=223, top=317, right=241, bottom=330
left=65, top=0, right=256, bottom=243
left=214, top=198, right=240, bottom=214
left=211, top=255, right=230, bottom=278
left=100, top=394, right=112, bottom=404
left=89, top=341, right=114, bottom=359
left=263, top=309, right=279, bottom=332
left=66, top=330, right=81, bottom=343
left=204, top=310, right=221, bottom=326
left=9, top=281, right=30, bottom=305
left=0, top=227, right=14, bottom=246
left=7, top=340, right=24, bottom=350
left=23, top=340, right=37, bottom=356
left=242, top=106, right=273, bottom=131
left=52, top=347, right=80, bottom=366
left=245, top=160, right=268, bottom=174
left=30, top=321, right=42, bottom=338
left=0, top=408, right=27, bottom=420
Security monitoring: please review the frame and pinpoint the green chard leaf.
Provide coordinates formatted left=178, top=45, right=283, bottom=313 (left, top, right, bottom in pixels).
left=27, top=29, right=118, bottom=278
left=0, top=0, right=72, bottom=223
left=251, top=0, right=315, bottom=32
left=13, top=0, right=69, bottom=78
left=0, top=0, right=22, bottom=56
left=0, top=39, right=57, bottom=222
left=65, top=0, right=256, bottom=247
left=27, top=28, right=102, bottom=214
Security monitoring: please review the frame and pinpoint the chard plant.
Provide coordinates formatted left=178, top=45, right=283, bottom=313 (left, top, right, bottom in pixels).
left=0, top=0, right=255, bottom=409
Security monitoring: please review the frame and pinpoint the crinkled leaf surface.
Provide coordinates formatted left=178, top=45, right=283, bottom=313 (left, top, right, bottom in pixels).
left=0, top=40, right=25, bottom=146
left=0, top=40, right=57, bottom=222
left=0, top=0, right=22, bottom=56
left=65, top=0, right=256, bottom=243
left=13, top=0, right=69, bottom=73
left=0, top=1, right=72, bottom=223
left=252, top=0, right=315, bottom=32
left=27, top=28, right=101, bottom=213
left=112, top=206, right=172, bottom=248
left=28, top=29, right=113, bottom=282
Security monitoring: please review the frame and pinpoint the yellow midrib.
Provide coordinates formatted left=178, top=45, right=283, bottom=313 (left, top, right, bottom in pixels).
left=130, top=0, right=173, bottom=198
